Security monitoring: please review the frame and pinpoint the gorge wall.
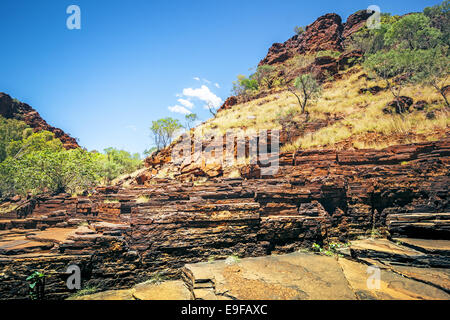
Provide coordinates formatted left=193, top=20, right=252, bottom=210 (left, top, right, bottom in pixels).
left=0, top=138, right=448, bottom=299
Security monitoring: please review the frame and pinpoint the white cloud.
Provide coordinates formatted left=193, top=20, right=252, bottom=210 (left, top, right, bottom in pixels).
left=214, top=83, right=220, bottom=88
left=202, top=78, right=211, bottom=84
left=177, top=98, right=194, bottom=109
left=182, top=85, right=223, bottom=108
left=193, top=77, right=200, bottom=81
left=168, top=105, right=191, bottom=115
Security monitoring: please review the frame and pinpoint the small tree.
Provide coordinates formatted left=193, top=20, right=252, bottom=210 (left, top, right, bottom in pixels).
left=205, top=102, right=218, bottom=117
left=254, top=65, right=277, bottom=89
left=288, top=73, right=321, bottom=114
left=231, top=74, right=259, bottom=100
left=413, top=46, right=450, bottom=107
left=345, top=14, right=400, bottom=54
left=150, top=117, right=183, bottom=150
left=364, top=49, right=417, bottom=113
left=185, top=113, right=199, bottom=130
left=294, top=26, right=305, bottom=36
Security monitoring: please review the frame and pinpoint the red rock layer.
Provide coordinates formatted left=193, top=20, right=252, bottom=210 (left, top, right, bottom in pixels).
left=259, top=10, right=373, bottom=66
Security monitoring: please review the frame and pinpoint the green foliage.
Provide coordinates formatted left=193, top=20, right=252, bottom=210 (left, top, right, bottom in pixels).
left=364, top=49, right=418, bottom=79
left=409, top=46, right=450, bottom=106
left=311, top=242, right=347, bottom=257
left=150, top=117, right=183, bottom=150
left=144, top=272, right=168, bottom=285
left=254, top=65, right=278, bottom=89
left=424, top=0, right=450, bottom=46
left=225, top=255, right=241, bottom=265
left=185, top=113, right=199, bottom=130
left=0, top=146, right=103, bottom=197
left=0, top=116, right=29, bottom=162
left=288, top=73, right=321, bottom=114
left=0, top=129, right=142, bottom=198
left=312, top=243, right=322, bottom=252
left=232, top=74, right=259, bottom=98
left=68, top=285, right=100, bottom=298
left=294, top=25, right=305, bottom=36
left=26, top=271, right=46, bottom=300
left=365, top=45, right=450, bottom=109
left=347, top=14, right=400, bottom=54
left=364, top=48, right=423, bottom=112
left=6, top=130, right=63, bottom=159
left=100, top=148, right=142, bottom=184
left=384, top=13, right=442, bottom=50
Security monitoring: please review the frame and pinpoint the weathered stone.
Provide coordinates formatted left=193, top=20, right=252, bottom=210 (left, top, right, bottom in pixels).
left=132, top=281, right=192, bottom=300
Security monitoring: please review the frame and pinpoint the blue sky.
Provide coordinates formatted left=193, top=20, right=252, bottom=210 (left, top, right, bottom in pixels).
left=0, top=0, right=441, bottom=155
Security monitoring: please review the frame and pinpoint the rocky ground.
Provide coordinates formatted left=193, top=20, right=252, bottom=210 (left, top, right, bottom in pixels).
left=72, top=236, right=450, bottom=300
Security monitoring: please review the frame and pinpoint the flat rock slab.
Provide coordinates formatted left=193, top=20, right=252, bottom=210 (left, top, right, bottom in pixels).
left=183, top=251, right=450, bottom=300
left=350, top=238, right=423, bottom=258
left=388, top=265, right=450, bottom=293
left=67, top=280, right=192, bottom=300
left=393, top=238, right=450, bottom=255
left=26, top=228, right=76, bottom=244
left=350, top=238, right=450, bottom=268
left=133, top=281, right=192, bottom=300
left=185, top=252, right=357, bottom=300
left=0, top=234, right=53, bottom=255
left=338, top=258, right=449, bottom=300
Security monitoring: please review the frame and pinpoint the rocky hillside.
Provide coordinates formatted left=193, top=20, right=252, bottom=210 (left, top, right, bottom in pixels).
left=0, top=92, right=79, bottom=150
left=134, top=8, right=448, bottom=185
left=259, top=11, right=372, bottom=65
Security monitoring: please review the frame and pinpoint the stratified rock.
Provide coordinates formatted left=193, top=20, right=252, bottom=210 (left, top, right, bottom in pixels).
left=298, top=13, right=343, bottom=54
left=387, top=213, right=450, bottom=239
left=259, top=10, right=370, bottom=66
left=342, top=10, right=374, bottom=38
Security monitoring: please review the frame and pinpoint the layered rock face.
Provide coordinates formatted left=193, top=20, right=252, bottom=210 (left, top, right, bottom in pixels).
left=0, top=93, right=79, bottom=150
left=259, top=10, right=372, bottom=66
left=0, top=138, right=448, bottom=299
